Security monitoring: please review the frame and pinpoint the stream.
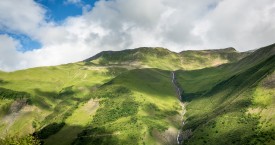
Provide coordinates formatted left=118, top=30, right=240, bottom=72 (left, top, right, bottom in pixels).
left=172, top=72, right=184, bottom=144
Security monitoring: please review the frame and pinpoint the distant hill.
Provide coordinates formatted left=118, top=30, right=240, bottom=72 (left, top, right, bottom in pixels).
left=85, top=47, right=250, bottom=70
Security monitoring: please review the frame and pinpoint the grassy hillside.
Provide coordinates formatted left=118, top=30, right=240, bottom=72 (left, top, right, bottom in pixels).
left=175, top=44, right=275, bottom=144
left=0, top=44, right=274, bottom=145
left=179, top=47, right=249, bottom=70
left=72, top=69, right=181, bottom=145
left=0, top=62, right=125, bottom=140
left=0, top=59, right=181, bottom=144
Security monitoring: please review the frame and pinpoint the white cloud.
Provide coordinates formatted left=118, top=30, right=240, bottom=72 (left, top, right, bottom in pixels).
left=0, top=0, right=275, bottom=71
left=65, top=0, right=82, bottom=5
left=0, top=35, right=24, bottom=71
left=0, top=0, right=45, bottom=35
left=196, top=0, right=275, bottom=51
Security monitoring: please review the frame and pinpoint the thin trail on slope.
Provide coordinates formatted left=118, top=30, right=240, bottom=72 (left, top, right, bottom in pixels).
left=80, top=132, right=121, bottom=138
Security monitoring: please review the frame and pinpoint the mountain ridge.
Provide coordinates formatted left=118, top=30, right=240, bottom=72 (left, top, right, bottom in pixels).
left=84, top=46, right=250, bottom=71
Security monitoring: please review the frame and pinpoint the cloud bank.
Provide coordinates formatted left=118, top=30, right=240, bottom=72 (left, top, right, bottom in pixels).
left=0, top=0, right=275, bottom=71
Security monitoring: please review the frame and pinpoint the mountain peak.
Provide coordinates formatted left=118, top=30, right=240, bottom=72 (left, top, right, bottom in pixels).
left=223, top=47, right=237, bottom=52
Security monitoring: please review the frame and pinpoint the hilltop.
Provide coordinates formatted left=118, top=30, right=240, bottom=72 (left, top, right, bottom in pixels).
left=85, top=47, right=249, bottom=70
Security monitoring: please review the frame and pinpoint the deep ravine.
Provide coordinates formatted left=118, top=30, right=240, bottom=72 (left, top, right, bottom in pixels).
left=172, top=72, right=185, bottom=144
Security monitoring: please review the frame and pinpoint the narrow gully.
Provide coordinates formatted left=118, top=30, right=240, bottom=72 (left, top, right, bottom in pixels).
left=172, top=71, right=184, bottom=144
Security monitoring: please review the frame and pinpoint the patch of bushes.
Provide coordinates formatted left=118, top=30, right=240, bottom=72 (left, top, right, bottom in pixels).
left=181, top=91, right=204, bottom=102
left=84, top=87, right=139, bottom=133
left=145, top=103, right=160, bottom=112
left=0, top=135, right=41, bottom=145
left=93, top=86, right=132, bottom=99
left=237, top=113, right=260, bottom=124
left=92, top=98, right=139, bottom=125
left=0, top=87, right=30, bottom=100
left=57, top=86, right=74, bottom=97
left=0, top=102, right=12, bottom=117
left=41, top=99, right=80, bottom=126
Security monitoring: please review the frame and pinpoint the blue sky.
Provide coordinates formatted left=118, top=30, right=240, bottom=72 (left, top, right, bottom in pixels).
left=10, top=0, right=98, bottom=52
left=10, top=33, right=42, bottom=52
left=0, top=31, right=41, bottom=52
left=36, top=0, right=97, bottom=22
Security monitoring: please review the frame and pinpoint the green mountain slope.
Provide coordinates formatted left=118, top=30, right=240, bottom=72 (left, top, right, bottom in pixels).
left=0, top=44, right=274, bottom=145
left=71, top=69, right=181, bottom=145
left=175, top=43, right=275, bottom=144
left=0, top=63, right=119, bottom=138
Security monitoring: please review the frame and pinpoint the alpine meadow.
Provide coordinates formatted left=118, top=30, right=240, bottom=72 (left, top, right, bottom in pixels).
left=0, top=43, right=275, bottom=145
left=1, top=0, right=275, bottom=145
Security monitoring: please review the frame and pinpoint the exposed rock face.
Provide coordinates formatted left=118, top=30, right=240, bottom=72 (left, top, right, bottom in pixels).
left=262, top=72, right=275, bottom=89
left=9, top=99, right=28, bottom=113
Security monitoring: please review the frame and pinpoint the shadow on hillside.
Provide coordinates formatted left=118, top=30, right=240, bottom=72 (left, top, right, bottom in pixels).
left=0, top=79, right=9, bottom=85
left=34, top=123, right=122, bottom=145
left=104, top=68, right=175, bottom=98
left=209, top=55, right=275, bottom=106
left=72, top=127, right=122, bottom=145
left=31, top=95, right=52, bottom=110
left=181, top=91, right=205, bottom=102
left=34, top=89, right=59, bottom=98
left=184, top=95, right=251, bottom=130
left=33, top=123, right=82, bottom=145
left=180, top=55, right=275, bottom=105
left=34, top=122, right=66, bottom=140
left=32, top=86, right=78, bottom=110
left=32, top=89, right=59, bottom=110
left=34, top=86, right=76, bottom=99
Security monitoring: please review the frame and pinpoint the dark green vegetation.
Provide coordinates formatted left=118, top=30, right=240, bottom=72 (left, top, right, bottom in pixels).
left=0, top=44, right=274, bottom=145
left=0, top=135, right=40, bottom=145
left=34, top=122, right=65, bottom=139
left=0, top=87, right=30, bottom=100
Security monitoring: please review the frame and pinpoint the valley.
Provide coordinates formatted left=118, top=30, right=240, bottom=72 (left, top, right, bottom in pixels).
left=0, top=44, right=274, bottom=145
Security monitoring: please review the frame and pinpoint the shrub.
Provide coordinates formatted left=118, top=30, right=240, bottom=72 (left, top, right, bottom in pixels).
left=0, top=87, right=30, bottom=100
left=0, top=135, right=40, bottom=145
